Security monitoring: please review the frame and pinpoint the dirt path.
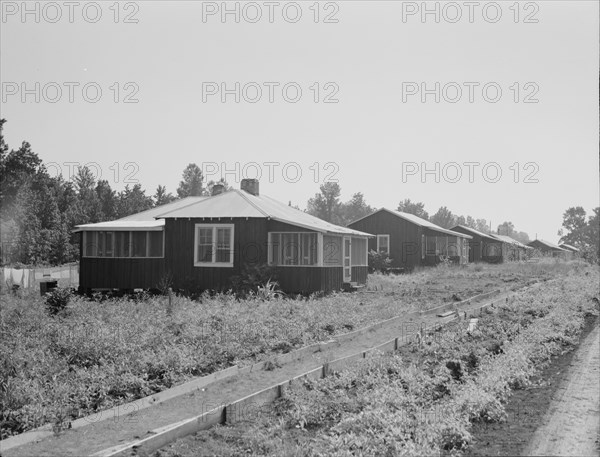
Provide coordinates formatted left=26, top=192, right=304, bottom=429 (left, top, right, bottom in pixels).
left=2, top=287, right=520, bottom=457
left=523, top=323, right=600, bottom=457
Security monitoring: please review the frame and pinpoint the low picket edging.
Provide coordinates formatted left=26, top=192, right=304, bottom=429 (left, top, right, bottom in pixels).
left=95, top=306, right=497, bottom=457
left=420, top=288, right=502, bottom=317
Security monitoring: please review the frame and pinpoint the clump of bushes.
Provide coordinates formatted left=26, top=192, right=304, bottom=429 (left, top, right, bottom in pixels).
left=230, top=263, right=280, bottom=298
left=44, top=287, right=74, bottom=316
left=368, top=250, right=393, bottom=272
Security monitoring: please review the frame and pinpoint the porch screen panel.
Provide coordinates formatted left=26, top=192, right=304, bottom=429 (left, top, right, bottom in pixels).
left=323, top=235, right=342, bottom=266
left=132, top=232, right=147, bottom=257
left=269, top=232, right=318, bottom=266
left=351, top=237, right=367, bottom=266
left=84, top=232, right=98, bottom=257
left=149, top=231, right=163, bottom=257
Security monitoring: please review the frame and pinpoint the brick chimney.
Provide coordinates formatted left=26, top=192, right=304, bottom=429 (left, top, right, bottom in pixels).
left=240, top=178, right=259, bottom=196
left=211, top=183, right=225, bottom=196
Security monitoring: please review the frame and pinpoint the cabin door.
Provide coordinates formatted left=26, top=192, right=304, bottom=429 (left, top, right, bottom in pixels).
left=343, top=236, right=352, bottom=283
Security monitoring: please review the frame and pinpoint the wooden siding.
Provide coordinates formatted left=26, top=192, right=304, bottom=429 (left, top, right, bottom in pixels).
left=348, top=211, right=423, bottom=270
left=79, top=257, right=165, bottom=290
left=165, top=218, right=351, bottom=294
left=165, top=218, right=269, bottom=292
left=351, top=266, right=368, bottom=285
left=80, top=218, right=359, bottom=294
left=276, top=266, right=345, bottom=294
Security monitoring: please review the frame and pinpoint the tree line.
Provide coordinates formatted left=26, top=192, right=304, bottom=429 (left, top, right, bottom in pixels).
left=1, top=119, right=597, bottom=265
left=0, top=119, right=225, bottom=265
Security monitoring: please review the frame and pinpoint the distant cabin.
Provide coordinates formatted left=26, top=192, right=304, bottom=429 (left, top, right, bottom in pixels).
left=528, top=239, right=568, bottom=257
left=347, top=208, right=471, bottom=270
left=450, top=225, right=504, bottom=263
left=74, top=180, right=372, bottom=294
left=559, top=243, right=580, bottom=259
left=492, top=234, right=533, bottom=261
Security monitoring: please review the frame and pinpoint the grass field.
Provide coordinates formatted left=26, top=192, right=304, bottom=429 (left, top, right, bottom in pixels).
left=0, top=259, right=588, bottom=439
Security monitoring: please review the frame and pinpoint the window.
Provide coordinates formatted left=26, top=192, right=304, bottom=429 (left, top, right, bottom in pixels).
left=132, top=232, right=147, bottom=258
left=377, top=235, right=390, bottom=255
left=323, top=235, right=342, bottom=266
left=351, top=237, right=368, bottom=266
left=83, top=231, right=163, bottom=258
left=421, top=234, right=426, bottom=259
left=426, top=236, right=438, bottom=256
left=194, top=224, right=234, bottom=267
left=269, top=232, right=318, bottom=266
left=115, top=231, right=130, bottom=257
left=84, top=232, right=97, bottom=257
left=149, top=232, right=163, bottom=257
left=447, top=237, right=459, bottom=257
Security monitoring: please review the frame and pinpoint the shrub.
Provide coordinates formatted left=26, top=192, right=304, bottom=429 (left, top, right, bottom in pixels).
left=254, top=279, right=285, bottom=301
left=44, top=287, right=73, bottom=316
left=230, top=263, right=279, bottom=297
left=368, top=250, right=393, bottom=272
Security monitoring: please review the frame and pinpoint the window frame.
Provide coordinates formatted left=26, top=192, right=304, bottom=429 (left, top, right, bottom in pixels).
left=376, top=234, right=390, bottom=255
left=83, top=230, right=164, bottom=259
left=193, top=223, right=234, bottom=268
left=268, top=232, right=320, bottom=267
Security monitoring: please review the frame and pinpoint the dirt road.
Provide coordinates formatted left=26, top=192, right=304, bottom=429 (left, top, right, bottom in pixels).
left=524, top=323, right=600, bottom=456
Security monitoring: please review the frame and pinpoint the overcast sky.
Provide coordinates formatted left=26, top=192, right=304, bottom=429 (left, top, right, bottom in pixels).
left=1, top=1, right=598, bottom=241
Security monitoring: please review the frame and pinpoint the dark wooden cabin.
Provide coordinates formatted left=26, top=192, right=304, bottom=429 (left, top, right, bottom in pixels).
left=450, top=225, right=504, bottom=263
left=347, top=208, right=471, bottom=270
left=493, top=234, right=533, bottom=261
left=75, top=180, right=371, bottom=294
left=559, top=243, right=579, bottom=259
left=528, top=239, right=568, bottom=258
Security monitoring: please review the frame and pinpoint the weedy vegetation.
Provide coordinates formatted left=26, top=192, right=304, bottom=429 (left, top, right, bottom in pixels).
left=156, top=263, right=598, bottom=457
left=0, top=259, right=590, bottom=439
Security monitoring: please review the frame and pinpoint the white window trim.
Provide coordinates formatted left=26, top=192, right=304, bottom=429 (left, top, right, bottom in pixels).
left=194, top=224, right=234, bottom=268
left=268, top=231, right=321, bottom=267
left=377, top=234, right=390, bottom=255
left=83, top=231, right=165, bottom=259
left=343, top=236, right=352, bottom=281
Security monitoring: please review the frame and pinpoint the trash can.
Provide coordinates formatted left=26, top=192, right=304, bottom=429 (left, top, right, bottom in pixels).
left=40, top=280, right=58, bottom=296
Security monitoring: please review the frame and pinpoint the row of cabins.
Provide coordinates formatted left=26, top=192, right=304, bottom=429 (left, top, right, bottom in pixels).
left=75, top=180, right=577, bottom=294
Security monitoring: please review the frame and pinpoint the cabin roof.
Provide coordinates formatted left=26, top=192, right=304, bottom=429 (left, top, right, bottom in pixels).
left=118, top=196, right=208, bottom=221
left=73, top=219, right=165, bottom=232
left=450, top=225, right=499, bottom=241
left=559, top=243, right=579, bottom=252
left=350, top=208, right=472, bottom=239
left=157, top=190, right=371, bottom=237
left=529, top=239, right=567, bottom=251
left=72, top=197, right=207, bottom=232
left=492, top=234, right=533, bottom=249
